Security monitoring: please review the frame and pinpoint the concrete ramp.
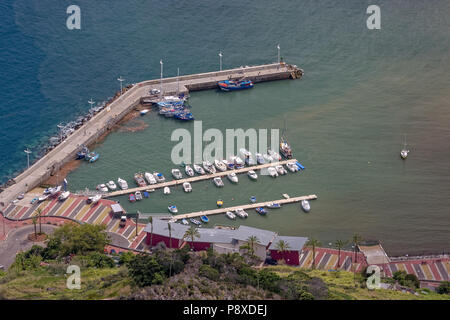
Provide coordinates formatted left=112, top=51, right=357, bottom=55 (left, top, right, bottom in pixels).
left=359, top=243, right=391, bottom=265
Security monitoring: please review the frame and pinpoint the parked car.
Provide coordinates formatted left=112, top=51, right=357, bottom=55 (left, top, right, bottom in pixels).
left=265, top=258, right=278, bottom=266
left=30, top=197, right=39, bottom=204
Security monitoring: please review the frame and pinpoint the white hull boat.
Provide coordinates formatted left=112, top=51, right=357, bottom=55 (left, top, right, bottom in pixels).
left=163, top=187, right=171, bottom=195
left=135, top=191, right=143, bottom=201
left=247, top=170, right=258, bottom=180
left=225, top=211, right=236, bottom=220
left=106, top=180, right=117, bottom=190
left=214, top=159, right=227, bottom=172
left=183, top=182, right=192, bottom=192
left=58, top=191, right=70, bottom=201
left=301, top=200, right=311, bottom=212
left=255, top=153, right=265, bottom=164
left=153, top=172, right=165, bottom=183
left=203, top=161, right=216, bottom=174
left=263, top=154, right=274, bottom=164
left=286, top=162, right=299, bottom=172
left=145, top=172, right=157, bottom=185
left=171, top=168, right=183, bottom=180
left=193, top=164, right=206, bottom=175
left=275, top=165, right=287, bottom=175
left=223, top=159, right=234, bottom=170
left=87, top=194, right=101, bottom=204
left=49, top=186, right=62, bottom=196
left=117, top=178, right=129, bottom=190
left=96, top=184, right=108, bottom=193
left=235, top=208, right=248, bottom=218
left=168, top=205, right=178, bottom=213
left=140, top=109, right=149, bottom=115
left=38, top=194, right=49, bottom=202
left=185, top=165, right=195, bottom=177
left=227, top=172, right=239, bottom=183
left=267, top=167, right=278, bottom=177
left=213, top=177, right=224, bottom=187
left=268, top=149, right=281, bottom=161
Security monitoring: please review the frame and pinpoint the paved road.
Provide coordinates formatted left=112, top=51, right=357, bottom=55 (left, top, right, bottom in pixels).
left=107, top=232, right=130, bottom=248
left=0, top=225, right=56, bottom=269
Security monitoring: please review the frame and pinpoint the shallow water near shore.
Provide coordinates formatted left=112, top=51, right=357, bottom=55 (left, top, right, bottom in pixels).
left=2, top=0, right=450, bottom=255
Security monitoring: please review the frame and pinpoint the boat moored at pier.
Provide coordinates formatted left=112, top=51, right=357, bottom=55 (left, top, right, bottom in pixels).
left=218, top=79, right=254, bottom=91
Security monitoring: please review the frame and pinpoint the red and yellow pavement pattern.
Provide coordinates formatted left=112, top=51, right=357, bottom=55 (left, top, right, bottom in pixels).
left=1, top=194, right=147, bottom=251
left=298, top=247, right=368, bottom=272
left=375, top=258, right=450, bottom=282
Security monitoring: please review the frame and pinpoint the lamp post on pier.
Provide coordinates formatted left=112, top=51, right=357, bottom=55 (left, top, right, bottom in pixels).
left=277, top=44, right=280, bottom=64
left=88, top=98, right=95, bottom=109
left=117, top=76, right=125, bottom=94
left=57, top=123, right=65, bottom=143
left=177, top=68, right=180, bottom=95
left=24, top=148, right=32, bottom=169
left=219, top=51, right=223, bottom=71
left=160, top=59, right=163, bottom=99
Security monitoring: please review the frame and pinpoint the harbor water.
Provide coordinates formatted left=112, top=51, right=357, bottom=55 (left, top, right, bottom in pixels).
left=1, top=0, right=450, bottom=255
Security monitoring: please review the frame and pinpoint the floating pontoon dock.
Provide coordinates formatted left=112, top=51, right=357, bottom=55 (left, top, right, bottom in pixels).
left=168, top=194, right=318, bottom=222
left=103, top=159, right=300, bottom=198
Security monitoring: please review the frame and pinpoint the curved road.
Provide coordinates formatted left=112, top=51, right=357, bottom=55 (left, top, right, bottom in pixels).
left=0, top=224, right=57, bottom=269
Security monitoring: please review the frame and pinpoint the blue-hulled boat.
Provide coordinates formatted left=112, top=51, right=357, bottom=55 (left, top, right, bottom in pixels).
left=85, top=151, right=99, bottom=163
left=76, top=146, right=89, bottom=159
left=174, top=112, right=194, bottom=121
left=218, top=79, right=254, bottom=91
left=143, top=191, right=149, bottom=198
left=250, top=196, right=256, bottom=203
left=200, top=215, right=209, bottom=223
left=255, top=207, right=268, bottom=215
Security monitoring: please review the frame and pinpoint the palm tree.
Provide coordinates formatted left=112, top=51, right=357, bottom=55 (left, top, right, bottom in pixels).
left=246, top=235, right=260, bottom=256
left=183, top=226, right=200, bottom=250
left=334, top=239, right=348, bottom=268
left=275, top=239, right=291, bottom=264
left=306, top=238, right=321, bottom=269
left=31, top=216, right=38, bottom=238
left=148, top=216, right=153, bottom=247
left=352, top=234, right=363, bottom=263
left=35, top=208, right=43, bottom=234
left=135, top=211, right=140, bottom=237
left=167, top=223, right=172, bottom=249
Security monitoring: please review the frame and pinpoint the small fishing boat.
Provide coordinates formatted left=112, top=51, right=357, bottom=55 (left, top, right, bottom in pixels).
left=181, top=218, right=189, bottom=225
left=76, top=146, right=89, bottom=160
left=255, top=207, right=268, bottom=215
left=30, top=197, right=39, bottom=204
left=49, top=186, right=62, bottom=196
left=267, top=202, right=282, bottom=209
left=144, top=172, right=157, bottom=185
left=135, top=191, right=143, bottom=201
left=134, top=173, right=147, bottom=187
left=202, top=161, right=216, bottom=174
left=247, top=170, right=258, bottom=180
left=279, top=122, right=293, bottom=159
left=227, top=172, right=239, bottom=183
left=96, top=184, right=108, bottom=193
left=58, top=191, right=70, bottom=201
left=225, top=211, right=236, bottom=220
left=223, top=159, right=234, bottom=170
left=193, top=164, right=205, bottom=175
left=185, top=165, right=195, bottom=177
left=143, top=191, right=149, bottom=198
left=200, top=215, right=209, bottom=223
left=235, top=208, right=248, bottom=218
left=168, top=205, right=178, bottom=213
left=218, top=79, right=254, bottom=91
left=400, top=134, right=409, bottom=160
left=214, top=159, right=227, bottom=172
left=106, top=180, right=117, bottom=190
left=216, top=199, right=224, bottom=207
left=88, top=194, right=102, bottom=204
left=153, top=172, right=166, bottom=183
left=275, top=165, right=287, bottom=175
left=234, top=156, right=245, bottom=169
left=267, top=149, right=281, bottom=161
left=286, top=162, right=299, bottom=172
left=86, top=151, right=99, bottom=163
left=171, top=168, right=183, bottom=180
left=213, top=177, right=224, bottom=187
left=183, top=182, right=192, bottom=192
left=190, top=218, right=202, bottom=226
left=263, top=153, right=274, bottom=164
left=282, top=193, right=290, bottom=199
left=249, top=196, right=256, bottom=203
left=140, top=109, right=150, bottom=115
left=301, top=200, right=311, bottom=212
left=239, top=148, right=256, bottom=165
left=163, top=187, right=171, bottom=195
left=117, top=178, right=129, bottom=190
left=267, top=167, right=278, bottom=177
left=38, top=194, right=49, bottom=202
left=255, top=153, right=265, bottom=164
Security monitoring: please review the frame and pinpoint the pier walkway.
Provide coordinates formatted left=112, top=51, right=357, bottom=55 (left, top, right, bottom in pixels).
left=168, top=194, right=317, bottom=222
left=0, top=62, right=302, bottom=210
left=103, top=159, right=300, bottom=198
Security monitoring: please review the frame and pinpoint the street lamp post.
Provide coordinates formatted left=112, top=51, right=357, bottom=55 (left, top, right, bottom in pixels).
left=57, top=123, right=65, bottom=143
left=219, top=51, right=223, bottom=71
left=160, top=59, right=163, bottom=99
left=177, top=68, right=180, bottom=95
left=88, top=98, right=95, bottom=110
left=24, top=148, right=32, bottom=169
left=117, top=76, right=125, bottom=94
left=277, top=44, right=280, bottom=64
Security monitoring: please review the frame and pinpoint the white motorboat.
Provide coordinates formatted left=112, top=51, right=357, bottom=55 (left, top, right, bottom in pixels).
left=58, top=191, right=70, bottom=201
left=202, top=161, right=216, bottom=174
left=255, top=153, right=265, bottom=164
left=213, top=177, right=224, bottom=187
left=400, top=134, right=409, bottom=160
left=214, top=159, right=227, bottom=172
left=227, top=172, right=239, bottom=183
left=168, top=205, right=178, bottom=213
left=183, top=182, right=192, bottom=192
left=222, top=159, right=234, bottom=170
left=87, top=194, right=101, bottom=204
left=301, top=200, right=311, bottom=212
left=282, top=193, right=290, bottom=199
left=117, top=178, right=129, bottom=190
left=263, top=153, right=274, bottom=164
left=140, top=109, right=149, bottom=115
left=267, top=202, right=282, bottom=209
left=38, top=194, right=49, bottom=202
left=106, top=180, right=117, bottom=190
left=247, top=170, right=258, bottom=180
left=268, top=149, right=281, bottom=161
left=163, top=187, right=171, bottom=195
left=185, top=165, right=195, bottom=177
left=96, top=184, right=108, bottom=192
left=225, top=211, right=236, bottom=220
left=49, top=186, right=61, bottom=195
left=153, top=172, right=166, bottom=183
left=286, top=162, right=299, bottom=172
left=234, top=156, right=244, bottom=169
left=234, top=208, right=248, bottom=218
left=135, top=191, right=143, bottom=201
left=239, top=148, right=255, bottom=165
left=193, top=164, right=205, bottom=175
left=171, top=168, right=183, bottom=180
left=181, top=218, right=189, bottom=225
left=267, top=167, right=278, bottom=177
left=275, top=165, right=287, bottom=175
left=145, top=172, right=157, bottom=185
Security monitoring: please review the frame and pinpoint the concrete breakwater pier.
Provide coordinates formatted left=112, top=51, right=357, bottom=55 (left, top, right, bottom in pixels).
left=0, top=63, right=303, bottom=209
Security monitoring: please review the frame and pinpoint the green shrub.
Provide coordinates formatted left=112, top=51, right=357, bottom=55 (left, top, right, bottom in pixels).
left=127, top=254, right=166, bottom=287
left=199, top=265, right=220, bottom=281
left=437, top=281, right=450, bottom=294
left=118, top=251, right=135, bottom=265
left=85, top=252, right=115, bottom=268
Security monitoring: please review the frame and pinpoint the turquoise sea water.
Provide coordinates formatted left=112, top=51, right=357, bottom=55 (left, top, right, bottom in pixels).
left=1, top=1, right=450, bottom=255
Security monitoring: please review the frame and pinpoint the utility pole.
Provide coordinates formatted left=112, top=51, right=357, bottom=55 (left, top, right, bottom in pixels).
left=160, top=59, right=163, bottom=99
left=24, top=148, right=32, bottom=169
left=177, top=68, right=180, bottom=95
left=277, top=44, right=280, bottom=64
left=219, top=51, right=223, bottom=71
left=57, top=123, right=65, bottom=143
left=135, top=211, right=140, bottom=237
left=117, top=76, right=125, bottom=94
